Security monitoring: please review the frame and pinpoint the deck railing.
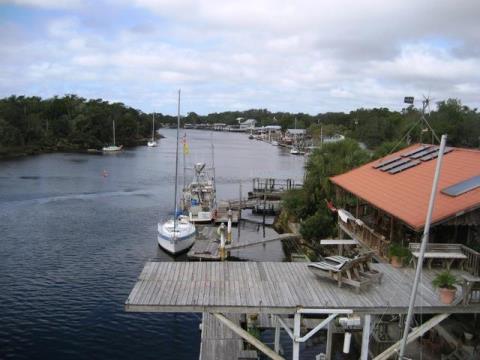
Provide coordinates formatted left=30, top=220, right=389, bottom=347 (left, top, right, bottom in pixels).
left=339, top=218, right=391, bottom=258
left=461, top=245, right=480, bottom=276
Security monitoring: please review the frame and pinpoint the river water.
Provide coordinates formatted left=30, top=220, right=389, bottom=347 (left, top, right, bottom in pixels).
left=0, top=130, right=305, bottom=360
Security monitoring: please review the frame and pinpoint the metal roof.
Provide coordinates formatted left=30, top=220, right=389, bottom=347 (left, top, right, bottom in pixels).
left=331, top=144, right=480, bottom=230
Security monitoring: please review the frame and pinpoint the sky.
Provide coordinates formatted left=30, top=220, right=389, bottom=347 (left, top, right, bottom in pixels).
left=0, top=0, right=479, bottom=115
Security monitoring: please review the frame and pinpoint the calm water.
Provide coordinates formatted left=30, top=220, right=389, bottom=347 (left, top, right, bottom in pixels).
left=0, top=130, right=305, bottom=360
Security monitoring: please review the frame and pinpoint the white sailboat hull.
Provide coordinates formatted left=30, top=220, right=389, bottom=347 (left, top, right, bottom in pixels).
left=147, top=141, right=157, bottom=147
left=102, top=145, right=123, bottom=152
left=157, top=218, right=196, bottom=254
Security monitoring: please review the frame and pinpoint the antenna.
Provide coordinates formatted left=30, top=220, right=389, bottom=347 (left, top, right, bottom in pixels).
left=421, top=94, right=440, bottom=144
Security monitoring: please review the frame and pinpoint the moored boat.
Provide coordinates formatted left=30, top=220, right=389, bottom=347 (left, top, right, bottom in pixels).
left=157, top=216, right=196, bottom=254
left=157, top=90, right=196, bottom=254
left=147, top=113, right=158, bottom=147
left=103, top=120, right=123, bottom=152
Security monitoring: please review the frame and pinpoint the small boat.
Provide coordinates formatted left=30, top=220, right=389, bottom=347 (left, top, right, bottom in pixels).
left=103, top=120, right=123, bottom=152
left=157, top=90, right=196, bottom=254
left=271, top=140, right=279, bottom=146
left=147, top=113, right=158, bottom=147
left=290, top=147, right=305, bottom=155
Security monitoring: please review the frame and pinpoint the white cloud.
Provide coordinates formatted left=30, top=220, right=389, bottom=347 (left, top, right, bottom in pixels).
left=0, top=0, right=82, bottom=9
left=1, top=0, right=480, bottom=113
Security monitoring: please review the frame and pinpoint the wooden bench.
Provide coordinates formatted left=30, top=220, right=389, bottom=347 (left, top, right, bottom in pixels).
left=308, top=254, right=377, bottom=293
left=408, top=243, right=467, bottom=270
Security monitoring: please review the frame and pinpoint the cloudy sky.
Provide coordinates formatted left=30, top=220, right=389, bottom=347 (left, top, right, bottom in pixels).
left=0, top=0, right=479, bottom=115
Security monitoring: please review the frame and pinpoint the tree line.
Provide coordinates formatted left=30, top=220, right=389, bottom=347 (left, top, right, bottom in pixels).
left=179, top=99, right=480, bottom=149
left=0, top=95, right=171, bottom=156
left=1, top=95, right=479, bottom=157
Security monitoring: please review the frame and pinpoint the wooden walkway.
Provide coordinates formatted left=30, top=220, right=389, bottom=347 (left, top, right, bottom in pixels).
left=187, top=226, right=221, bottom=260
left=187, top=226, right=294, bottom=260
left=125, top=262, right=480, bottom=315
left=225, top=233, right=299, bottom=250
left=199, top=313, right=257, bottom=360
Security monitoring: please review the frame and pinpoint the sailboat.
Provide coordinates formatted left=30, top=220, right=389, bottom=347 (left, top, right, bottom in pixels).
left=157, top=90, right=196, bottom=254
left=102, top=119, right=123, bottom=152
left=147, top=113, right=158, bottom=147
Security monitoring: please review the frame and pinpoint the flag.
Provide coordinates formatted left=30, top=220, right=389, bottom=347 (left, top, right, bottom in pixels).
left=181, top=133, right=190, bottom=155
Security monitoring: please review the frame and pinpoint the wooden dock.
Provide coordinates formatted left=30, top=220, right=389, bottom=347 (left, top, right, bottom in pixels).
left=125, top=261, right=479, bottom=314
left=188, top=226, right=221, bottom=260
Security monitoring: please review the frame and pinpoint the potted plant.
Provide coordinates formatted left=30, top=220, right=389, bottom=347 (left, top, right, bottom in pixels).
left=388, top=243, right=410, bottom=268
left=432, top=271, right=458, bottom=304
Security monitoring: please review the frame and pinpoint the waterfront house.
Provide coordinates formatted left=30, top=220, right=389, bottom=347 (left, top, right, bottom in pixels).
left=330, top=144, right=480, bottom=266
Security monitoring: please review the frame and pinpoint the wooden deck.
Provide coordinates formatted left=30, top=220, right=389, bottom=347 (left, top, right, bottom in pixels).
left=125, top=262, right=480, bottom=315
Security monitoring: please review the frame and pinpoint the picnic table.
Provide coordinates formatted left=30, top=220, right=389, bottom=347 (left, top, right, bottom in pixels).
left=461, top=274, right=480, bottom=305
left=408, top=243, right=467, bottom=270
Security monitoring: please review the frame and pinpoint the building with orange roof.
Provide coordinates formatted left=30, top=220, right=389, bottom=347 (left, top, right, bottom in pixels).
left=329, top=143, right=480, bottom=260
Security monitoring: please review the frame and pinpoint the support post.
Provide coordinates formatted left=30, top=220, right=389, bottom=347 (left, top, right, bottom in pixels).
left=326, top=321, right=333, bottom=360
left=360, top=314, right=371, bottom=360
left=212, top=313, right=285, bottom=360
left=375, top=313, right=449, bottom=360
left=227, top=209, right=232, bottom=244
left=219, top=223, right=226, bottom=261
left=293, top=313, right=301, bottom=360
left=274, top=315, right=281, bottom=354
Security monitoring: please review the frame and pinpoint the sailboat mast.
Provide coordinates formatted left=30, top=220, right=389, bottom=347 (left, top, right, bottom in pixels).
left=183, top=133, right=186, bottom=192
left=113, top=119, right=116, bottom=146
left=211, top=141, right=216, bottom=206
left=152, top=113, right=155, bottom=141
left=173, top=90, right=181, bottom=235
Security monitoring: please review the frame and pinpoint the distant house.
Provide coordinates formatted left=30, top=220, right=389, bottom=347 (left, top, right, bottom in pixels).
left=286, top=129, right=306, bottom=136
left=238, top=118, right=256, bottom=130
left=330, top=144, right=480, bottom=259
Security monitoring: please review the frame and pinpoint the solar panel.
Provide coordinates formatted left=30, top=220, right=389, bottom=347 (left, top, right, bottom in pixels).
left=379, top=158, right=411, bottom=171
left=441, top=175, right=480, bottom=197
left=373, top=156, right=401, bottom=169
left=410, top=146, right=438, bottom=159
left=420, top=147, right=453, bottom=162
left=388, top=160, right=420, bottom=174
left=400, top=145, right=431, bottom=158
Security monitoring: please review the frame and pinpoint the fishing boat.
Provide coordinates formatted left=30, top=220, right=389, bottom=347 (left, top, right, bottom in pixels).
left=290, top=146, right=304, bottom=155
left=147, top=113, right=158, bottom=147
left=182, top=162, right=216, bottom=223
left=102, top=120, right=123, bottom=152
left=157, top=90, right=196, bottom=254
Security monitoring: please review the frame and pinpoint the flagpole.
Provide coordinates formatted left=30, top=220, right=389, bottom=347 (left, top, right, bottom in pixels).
left=398, top=134, right=447, bottom=359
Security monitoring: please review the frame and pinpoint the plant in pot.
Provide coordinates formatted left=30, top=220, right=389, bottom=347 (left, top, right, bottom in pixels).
left=432, top=271, right=458, bottom=305
left=388, top=243, right=410, bottom=268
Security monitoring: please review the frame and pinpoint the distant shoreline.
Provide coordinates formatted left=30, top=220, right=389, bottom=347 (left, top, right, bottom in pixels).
left=0, top=134, right=165, bottom=160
